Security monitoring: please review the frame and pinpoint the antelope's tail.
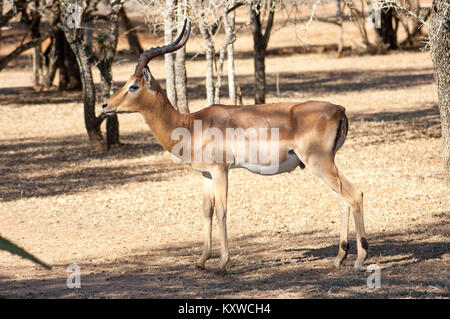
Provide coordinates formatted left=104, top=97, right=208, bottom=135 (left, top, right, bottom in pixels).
left=334, top=111, right=348, bottom=153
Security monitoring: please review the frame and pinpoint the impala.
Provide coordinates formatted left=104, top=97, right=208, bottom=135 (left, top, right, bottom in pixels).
left=103, top=21, right=368, bottom=274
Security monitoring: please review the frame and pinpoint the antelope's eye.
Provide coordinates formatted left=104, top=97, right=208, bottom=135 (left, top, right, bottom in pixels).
left=128, top=85, right=139, bottom=92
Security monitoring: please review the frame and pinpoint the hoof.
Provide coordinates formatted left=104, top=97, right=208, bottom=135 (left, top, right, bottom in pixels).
left=333, top=257, right=344, bottom=269
left=353, top=253, right=367, bottom=273
left=195, top=262, right=206, bottom=270
left=353, top=263, right=364, bottom=273
left=334, top=244, right=349, bottom=269
left=215, top=268, right=227, bottom=276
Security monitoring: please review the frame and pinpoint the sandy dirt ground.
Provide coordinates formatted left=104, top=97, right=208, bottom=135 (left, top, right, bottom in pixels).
left=0, top=4, right=448, bottom=298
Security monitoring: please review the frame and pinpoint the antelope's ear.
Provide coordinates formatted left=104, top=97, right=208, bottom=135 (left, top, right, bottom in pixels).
left=142, top=67, right=152, bottom=88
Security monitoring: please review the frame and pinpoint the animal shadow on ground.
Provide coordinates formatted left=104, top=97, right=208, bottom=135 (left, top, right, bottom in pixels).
left=0, top=214, right=448, bottom=298
left=0, top=64, right=445, bottom=298
left=0, top=132, right=187, bottom=202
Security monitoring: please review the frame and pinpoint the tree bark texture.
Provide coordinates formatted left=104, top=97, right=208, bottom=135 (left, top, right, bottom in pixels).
left=249, top=0, right=274, bottom=104
left=430, top=0, right=450, bottom=170
left=164, top=0, right=177, bottom=108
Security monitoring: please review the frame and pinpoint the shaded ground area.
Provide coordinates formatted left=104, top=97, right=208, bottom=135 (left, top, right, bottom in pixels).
left=0, top=67, right=434, bottom=107
left=0, top=214, right=448, bottom=298
left=348, top=103, right=441, bottom=146
left=0, top=46, right=447, bottom=299
left=237, top=68, right=434, bottom=101
left=0, top=98, right=447, bottom=298
left=0, top=132, right=185, bottom=201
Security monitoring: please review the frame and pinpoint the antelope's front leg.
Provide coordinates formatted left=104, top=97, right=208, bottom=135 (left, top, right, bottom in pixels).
left=212, top=167, right=229, bottom=275
left=196, top=172, right=215, bottom=269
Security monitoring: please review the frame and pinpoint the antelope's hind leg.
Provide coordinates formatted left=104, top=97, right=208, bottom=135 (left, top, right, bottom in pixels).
left=338, top=173, right=368, bottom=272
left=301, top=154, right=368, bottom=272
left=334, top=196, right=350, bottom=268
left=196, top=172, right=215, bottom=270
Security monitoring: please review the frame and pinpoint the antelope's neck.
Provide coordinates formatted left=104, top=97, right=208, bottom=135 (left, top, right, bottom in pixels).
left=140, top=89, right=190, bottom=152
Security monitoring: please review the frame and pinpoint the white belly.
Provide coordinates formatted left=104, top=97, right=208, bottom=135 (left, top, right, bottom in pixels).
left=231, top=150, right=301, bottom=175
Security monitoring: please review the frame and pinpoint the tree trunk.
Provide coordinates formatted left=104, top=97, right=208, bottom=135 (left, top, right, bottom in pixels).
left=119, top=6, right=143, bottom=56
left=214, top=8, right=235, bottom=105
left=336, top=0, right=344, bottom=58
left=226, top=7, right=236, bottom=104
left=32, top=45, right=44, bottom=91
left=252, top=40, right=266, bottom=104
left=374, top=6, right=398, bottom=51
left=74, top=40, right=105, bottom=151
left=249, top=1, right=275, bottom=104
left=336, top=0, right=341, bottom=16
left=175, top=40, right=188, bottom=112
left=198, top=6, right=215, bottom=106
left=203, top=38, right=215, bottom=106
left=42, top=38, right=58, bottom=89
left=430, top=0, right=450, bottom=170
left=55, top=29, right=82, bottom=91
left=175, top=1, right=189, bottom=113
left=62, top=18, right=104, bottom=151
left=214, top=37, right=227, bottom=104
left=349, top=0, right=370, bottom=48
left=0, top=0, right=3, bottom=53
left=96, top=0, right=123, bottom=149
left=27, top=0, right=44, bottom=91
left=99, top=55, right=120, bottom=149
left=223, top=2, right=236, bottom=104
left=163, top=0, right=177, bottom=108
left=31, top=12, right=43, bottom=91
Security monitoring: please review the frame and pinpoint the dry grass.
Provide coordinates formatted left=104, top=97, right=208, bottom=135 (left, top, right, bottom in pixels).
left=0, top=8, right=448, bottom=298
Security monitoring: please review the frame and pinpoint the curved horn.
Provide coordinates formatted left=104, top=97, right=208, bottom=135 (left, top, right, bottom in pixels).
left=171, top=19, right=188, bottom=46
left=135, top=20, right=191, bottom=78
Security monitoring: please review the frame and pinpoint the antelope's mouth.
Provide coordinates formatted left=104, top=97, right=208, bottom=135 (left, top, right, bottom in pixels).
left=103, top=109, right=117, bottom=116
left=103, top=108, right=136, bottom=116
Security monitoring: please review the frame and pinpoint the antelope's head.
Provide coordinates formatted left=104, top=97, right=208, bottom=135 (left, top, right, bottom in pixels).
left=102, top=20, right=191, bottom=116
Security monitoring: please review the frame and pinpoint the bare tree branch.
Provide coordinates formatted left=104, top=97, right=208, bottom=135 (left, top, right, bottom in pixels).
left=0, top=28, right=53, bottom=71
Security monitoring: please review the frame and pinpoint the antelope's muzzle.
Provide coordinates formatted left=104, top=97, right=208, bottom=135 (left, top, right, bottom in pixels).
left=102, top=103, right=116, bottom=116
